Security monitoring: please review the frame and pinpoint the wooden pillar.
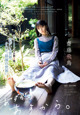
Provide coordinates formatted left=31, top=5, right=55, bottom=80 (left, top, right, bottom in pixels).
left=52, top=0, right=65, bottom=62
left=38, top=0, right=45, bottom=20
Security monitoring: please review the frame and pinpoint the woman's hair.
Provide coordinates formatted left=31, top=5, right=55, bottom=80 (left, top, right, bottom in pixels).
left=35, top=20, right=51, bottom=37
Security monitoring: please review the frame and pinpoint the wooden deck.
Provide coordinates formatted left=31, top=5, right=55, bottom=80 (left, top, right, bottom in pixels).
left=0, top=81, right=80, bottom=115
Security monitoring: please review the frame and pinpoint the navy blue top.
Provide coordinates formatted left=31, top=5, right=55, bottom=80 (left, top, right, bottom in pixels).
left=37, top=36, right=54, bottom=53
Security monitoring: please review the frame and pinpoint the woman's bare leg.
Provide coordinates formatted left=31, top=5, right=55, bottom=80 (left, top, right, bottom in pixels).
left=7, top=77, right=15, bottom=91
left=35, top=82, right=52, bottom=94
left=35, top=78, right=55, bottom=94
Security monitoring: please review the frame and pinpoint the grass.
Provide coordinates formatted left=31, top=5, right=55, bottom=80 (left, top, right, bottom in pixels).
left=0, top=45, right=5, bottom=60
left=0, top=40, right=35, bottom=85
left=0, top=72, right=6, bottom=86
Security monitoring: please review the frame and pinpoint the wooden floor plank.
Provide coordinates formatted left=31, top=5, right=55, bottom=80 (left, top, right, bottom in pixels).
left=29, top=87, right=47, bottom=115
left=0, top=81, right=80, bottom=115
left=45, top=82, right=80, bottom=115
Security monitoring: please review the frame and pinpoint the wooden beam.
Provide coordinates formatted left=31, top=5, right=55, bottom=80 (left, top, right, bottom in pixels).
left=52, top=0, right=65, bottom=62
left=38, top=0, right=46, bottom=20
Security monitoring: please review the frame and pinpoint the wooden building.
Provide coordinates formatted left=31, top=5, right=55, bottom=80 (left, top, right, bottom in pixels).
left=37, top=0, right=80, bottom=75
left=38, top=0, right=80, bottom=38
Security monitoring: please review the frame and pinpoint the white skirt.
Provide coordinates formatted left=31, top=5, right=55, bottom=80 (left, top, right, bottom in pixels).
left=15, top=52, right=80, bottom=85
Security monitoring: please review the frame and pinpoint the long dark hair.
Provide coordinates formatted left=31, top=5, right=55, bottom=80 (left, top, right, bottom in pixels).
left=35, top=20, right=51, bottom=37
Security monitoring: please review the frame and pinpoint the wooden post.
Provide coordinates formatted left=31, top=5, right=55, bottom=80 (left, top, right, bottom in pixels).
left=38, top=0, right=45, bottom=20
left=52, top=0, right=65, bottom=62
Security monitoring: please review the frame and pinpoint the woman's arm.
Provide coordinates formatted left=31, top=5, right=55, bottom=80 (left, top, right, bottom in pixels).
left=34, top=38, right=43, bottom=63
left=45, top=36, right=58, bottom=64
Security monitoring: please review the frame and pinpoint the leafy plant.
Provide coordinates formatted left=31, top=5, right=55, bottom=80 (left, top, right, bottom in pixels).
left=0, top=46, right=5, bottom=60
left=9, top=59, right=30, bottom=72
left=0, top=0, right=38, bottom=71
left=28, top=19, right=38, bottom=48
left=0, top=72, right=6, bottom=85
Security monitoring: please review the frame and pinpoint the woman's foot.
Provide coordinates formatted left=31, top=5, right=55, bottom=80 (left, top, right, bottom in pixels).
left=35, top=82, right=52, bottom=94
left=7, top=77, right=15, bottom=92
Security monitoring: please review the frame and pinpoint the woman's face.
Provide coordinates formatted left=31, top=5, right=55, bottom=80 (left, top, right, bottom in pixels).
left=37, top=25, right=47, bottom=35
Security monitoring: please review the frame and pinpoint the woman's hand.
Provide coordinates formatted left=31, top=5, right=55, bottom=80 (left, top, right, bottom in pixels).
left=43, top=62, right=48, bottom=67
left=38, top=61, right=48, bottom=68
left=38, top=61, right=44, bottom=68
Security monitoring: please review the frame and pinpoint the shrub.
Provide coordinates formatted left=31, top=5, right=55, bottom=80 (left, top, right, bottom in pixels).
left=28, top=19, right=38, bottom=48
left=9, top=59, right=30, bottom=72
left=0, top=46, right=5, bottom=60
left=0, top=72, right=6, bottom=85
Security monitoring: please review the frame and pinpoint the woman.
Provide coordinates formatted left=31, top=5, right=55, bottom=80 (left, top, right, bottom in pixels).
left=8, top=20, right=80, bottom=94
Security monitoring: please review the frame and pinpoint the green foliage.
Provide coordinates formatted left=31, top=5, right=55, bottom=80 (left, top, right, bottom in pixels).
left=29, top=18, right=38, bottom=25
left=9, top=59, right=30, bottom=72
left=0, top=0, right=38, bottom=38
left=29, top=29, right=37, bottom=48
left=0, top=72, right=6, bottom=85
left=68, top=4, right=72, bottom=22
left=15, top=59, right=23, bottom=71
left=0, top=0, right=38, bottom=72
left=0, top=45, right=6, bottom=85
left=0, top=0, right=38, bottom=8
left=0, top=0, right=38, bottom=71
left=28, top=19, right=38, bottom=48
left=0, top=46, right=5, bottom=60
